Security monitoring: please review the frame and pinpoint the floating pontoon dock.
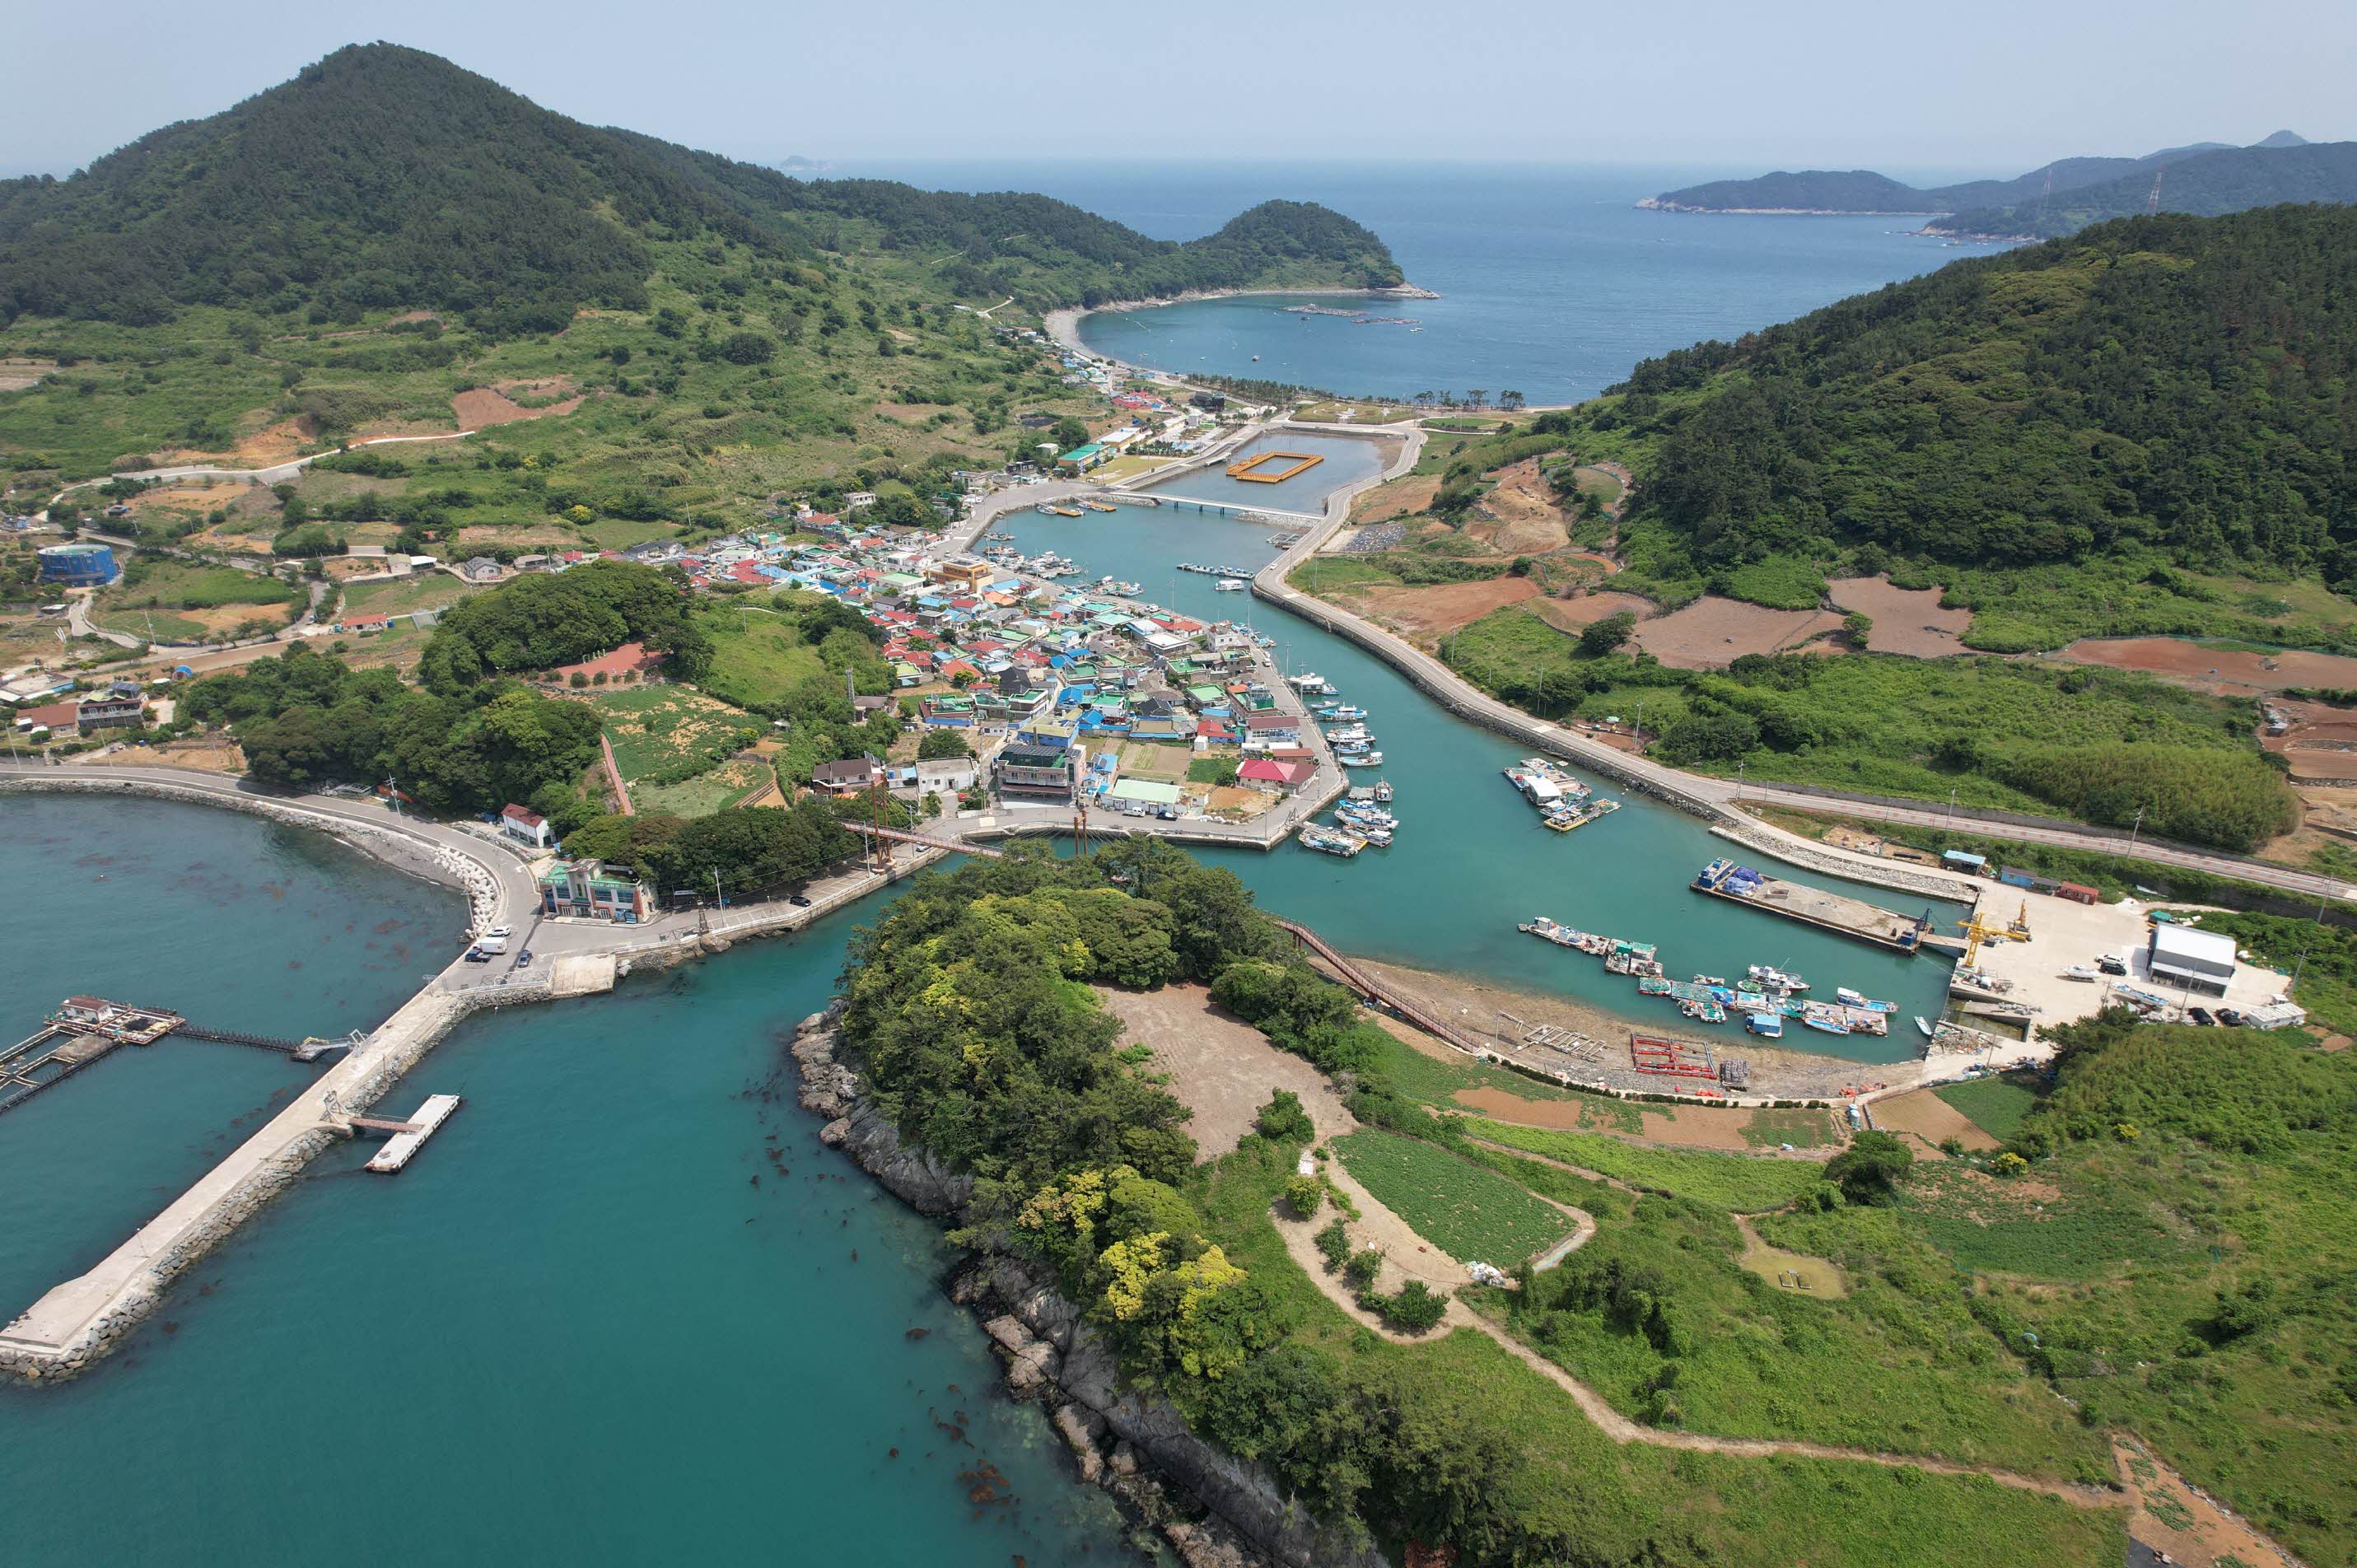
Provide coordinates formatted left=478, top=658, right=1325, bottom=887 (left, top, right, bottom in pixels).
left=1691, top=858, right=1929, bottom=954
left=1225, top=450, right=1324, bottom=483
left=362, top=1094, right=462, bottom=1173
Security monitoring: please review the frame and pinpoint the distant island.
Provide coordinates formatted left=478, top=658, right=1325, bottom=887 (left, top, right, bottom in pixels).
left=1639, top=131, right=2357, bottom=237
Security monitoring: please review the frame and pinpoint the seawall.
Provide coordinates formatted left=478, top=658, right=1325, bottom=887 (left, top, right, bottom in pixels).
left=792, top=1010, right=1384, bottom=1568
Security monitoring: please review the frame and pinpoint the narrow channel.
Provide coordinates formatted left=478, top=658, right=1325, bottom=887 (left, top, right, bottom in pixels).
left=993, top=476, right=1963, bottom=1066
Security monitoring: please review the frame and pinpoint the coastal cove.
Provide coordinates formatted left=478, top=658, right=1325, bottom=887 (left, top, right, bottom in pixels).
left=0, top=795, right=1144, bottom=1564
left=1001, top=163, right=2015, bottom=403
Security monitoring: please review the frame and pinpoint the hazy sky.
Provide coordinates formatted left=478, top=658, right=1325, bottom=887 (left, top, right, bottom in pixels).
left=9, top=0, right=2350, bottom=180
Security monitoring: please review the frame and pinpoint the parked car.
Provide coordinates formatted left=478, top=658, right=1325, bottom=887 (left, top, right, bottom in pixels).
left=512, top=949, right=534, bottom=968
left=2098, top=955, right=2128, bottom=975
left=485, top=926, right=512, bottom=940
left=789, top=894, right=814, bottom=908
left=2216, top=1008, right=2245, bottom=1027
left=2187, top=1006, right=2216, bottom=1026
left=464, top=948, right=492, bottom=964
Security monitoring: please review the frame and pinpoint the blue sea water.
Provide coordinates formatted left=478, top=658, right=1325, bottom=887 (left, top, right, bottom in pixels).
left=838, top=161, right=2014, bottom=404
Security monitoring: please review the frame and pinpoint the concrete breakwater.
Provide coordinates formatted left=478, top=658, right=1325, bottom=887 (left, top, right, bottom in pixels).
left=791, top=1010, right=1382, bottom=1568
left=0, top=771, right=944, bottom=1382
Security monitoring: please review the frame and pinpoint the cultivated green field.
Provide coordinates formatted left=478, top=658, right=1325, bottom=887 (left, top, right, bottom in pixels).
left=1332, top=1127, right=1571, bottom=1263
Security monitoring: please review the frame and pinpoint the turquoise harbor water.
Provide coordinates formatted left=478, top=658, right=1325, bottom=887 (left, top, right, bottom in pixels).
left=0, top=798, right=1140, bottom=1565
left=1139, top=432, right=1390, bottom=516
left=995, top=502, right=1961, bottom=1062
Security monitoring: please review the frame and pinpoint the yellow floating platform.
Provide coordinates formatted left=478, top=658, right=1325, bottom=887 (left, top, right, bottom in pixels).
left=1225, top=450, right=1324, bottom=484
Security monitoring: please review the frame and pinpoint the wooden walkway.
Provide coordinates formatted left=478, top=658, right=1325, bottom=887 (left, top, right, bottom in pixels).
left=1270, top=917, right=1487, bottom=1053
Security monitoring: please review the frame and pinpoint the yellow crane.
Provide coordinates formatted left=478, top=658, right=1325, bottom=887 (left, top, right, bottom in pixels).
left=1956, top=908, right=2014, bottom=968
left=2007, top=899, right=2032, bottom=942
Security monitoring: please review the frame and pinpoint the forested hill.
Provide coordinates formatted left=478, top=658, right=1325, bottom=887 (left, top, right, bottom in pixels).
left=1641, top=134, right=2334, bottom=223
left=1929, top=141, right=2357, bottom=238
left=0, top=44, right=1403, bottom=333
left=1599, top=206, right=2357, bottom=581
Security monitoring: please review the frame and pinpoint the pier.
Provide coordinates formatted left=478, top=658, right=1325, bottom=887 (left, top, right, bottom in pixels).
left=356, top=1094, right=462, bottom=1173
left=1691, top=859, right=1929, bottom=954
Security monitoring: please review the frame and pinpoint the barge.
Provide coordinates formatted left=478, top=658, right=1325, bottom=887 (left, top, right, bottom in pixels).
left=1692, top=858, right=1930, bottom=954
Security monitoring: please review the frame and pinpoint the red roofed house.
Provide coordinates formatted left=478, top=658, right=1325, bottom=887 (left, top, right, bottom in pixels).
left=13, top=700, right=79, bottom=735
left=1237, top=758, right=1315, bottom=794
left=336, top=611, right=394, bottom=636
left=499, top=803, right=553, bottom=849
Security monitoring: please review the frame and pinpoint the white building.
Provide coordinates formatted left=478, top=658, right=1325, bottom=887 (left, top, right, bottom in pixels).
left=2145, top=924, right=2238, bottom=997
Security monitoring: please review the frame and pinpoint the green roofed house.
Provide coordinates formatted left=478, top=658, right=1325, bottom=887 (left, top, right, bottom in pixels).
left=1184, top=684, right=1226, bottom=709
left=539, top=858, right=656, bottom=923
left=1109, top=777, right=1183, bottom=808
left=1057, top=444, right=1108, bottom=472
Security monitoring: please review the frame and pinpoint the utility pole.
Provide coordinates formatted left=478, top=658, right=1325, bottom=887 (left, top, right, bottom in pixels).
left=712, top=869, right=724, bottom=910
left=1734, top=762, right=1746, bottom=803
left=385, top=775, right=400, bottom=817
left=2125, top=803, right=2145, bottom=857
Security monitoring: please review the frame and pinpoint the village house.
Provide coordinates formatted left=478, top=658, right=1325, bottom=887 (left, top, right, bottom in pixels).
left=1238, top=757, right=1317, bottom=795
left=996, top=741, right=1080, bottom=803
left=335, top=611, right=394, bottom=636
left=73, top=693, right=147, bottom=735
left=499, top=803, right=554, bottom=850
left=810, top=756, right=884, bottom=796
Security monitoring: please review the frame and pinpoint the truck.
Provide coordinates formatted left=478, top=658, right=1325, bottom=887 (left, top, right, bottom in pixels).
left=472, top=935, right=509, bottom=957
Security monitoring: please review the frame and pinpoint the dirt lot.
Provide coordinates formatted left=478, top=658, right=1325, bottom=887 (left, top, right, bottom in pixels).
left=452, top=382, right=586, bottom=428
left=872, top=402, right=940, bottom=423
left=1871, top=1086, right=2000, bottom=1157
left=1532, top=590, right=1654, bottom=632
left=1827, top=575, right=1972, bottom=656
left=1348, top=474, right=1440, bottom=524
left=88, top=738, right=246, bottom=772
left=1093, top=982, right=1352, bottom=1158
left=1357, top=576, right=1539, bottom=645
left=1633, top=596, right=1848, bottom=669
left=1734, top=1213, right=1848, bottom=1296
left=2056, top=635, right=2357, bottom=694
left=2116, top=1435, right=2294, bottom=1568
left=1463, top=459, right=1571, bottom=555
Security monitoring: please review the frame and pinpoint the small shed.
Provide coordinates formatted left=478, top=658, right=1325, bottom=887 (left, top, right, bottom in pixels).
left=2053, top=881, right=2099, bottom=905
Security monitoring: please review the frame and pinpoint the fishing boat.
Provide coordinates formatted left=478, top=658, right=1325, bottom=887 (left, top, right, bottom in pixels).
left=1799, top=1003, right=1851, bottom=1036
left=1341, top=751, right=1384, bottom=767
left=1746, top=1012, right=1785, bottom=1038
left=1287, top=673, right=1332, bottom=693
left=2061, top=964, right=2100, bottom=982
left=1519, top=916, right=1584, bottom=947
left=1373, top=779, right=1393, bottom=803
left=1745, top=964, right=1809, bottom=992
left=1835, top=987, right=1897, bottom=1012
left=1335, top=822, right=1393, bottom=847
left=1320, top=705, right=1370, bottom=721
left=1915, top=1016, right=1938, bottom=1038
left=1215, top=578, right=1247, bottom=591
left=1296, top=824, right=1363, bottom=857
left=1325, top=726, right=1373, bottom=745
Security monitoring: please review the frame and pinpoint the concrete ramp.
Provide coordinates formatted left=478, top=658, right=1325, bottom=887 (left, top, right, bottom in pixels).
left=548, top=953, right=618, bottom=998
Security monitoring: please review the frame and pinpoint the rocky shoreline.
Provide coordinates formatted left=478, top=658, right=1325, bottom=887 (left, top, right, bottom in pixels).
left=791, top=1009, right=1382, bottom=1568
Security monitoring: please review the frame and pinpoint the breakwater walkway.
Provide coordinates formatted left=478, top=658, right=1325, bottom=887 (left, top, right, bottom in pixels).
left=0, top=762, right=941, bottom=1379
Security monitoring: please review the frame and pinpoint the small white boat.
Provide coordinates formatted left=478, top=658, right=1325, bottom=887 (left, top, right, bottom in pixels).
left=1915, top=1016, right=1937, bottom=1038
left=1341, top=751, right=1384, bottom=767
left=2061, top=964, right=2100, bottom=982
left=1215, top=578, right=1247, bottom=591
left=1373, top=780, right=1393, bottom=803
